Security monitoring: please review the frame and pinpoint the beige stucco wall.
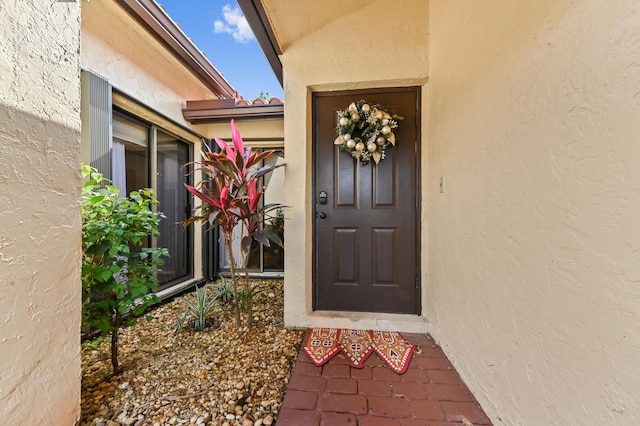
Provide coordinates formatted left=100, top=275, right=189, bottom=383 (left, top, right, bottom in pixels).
left=280, top=0, right=429, bottom=332
left=427, top=0, right=640, bottom=424
left=81, top=0, right=218, bottom=125
left=202, top=118, right=284, bottom=144
left=0, top=0, right=82, bottom=423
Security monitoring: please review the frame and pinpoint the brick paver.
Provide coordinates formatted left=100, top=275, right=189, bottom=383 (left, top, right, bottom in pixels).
left=413, top=356, right=455, bottom=370
left=280, top=389, right=318, bottom=410
left=317, top=393, right=368, bottom=414
left=428, top=369, right=463, bottom=384
left=425, top=383, right=476, bottom=402
left=320, top=412, right=357, bottom=425
left=322, top=363, right=351, bottom=378
left=399, top=366, right=430, bottom=383
left=325, top=377, right=358, bottom=394
left=442, top=401, right=492, bottom=425
left=410, top=399, right=445, bottom=420
left=293, top=361, right=323, bottom=376
left=350, top=366, right=373, bottom=380
left=400, top=419, right=447, bottom=426
left=359, top=380, right=393, bottom=397
left=287, top=374, right=326, bottom=392
left=277, top=408, right=320, bottom=425
left=368, top=395, right=412, bottom=418
left=278, top=332, right=493, bottom=426
left=359, top=415, right=402, bottom=426
left=392, top=381, right=427, bottom=399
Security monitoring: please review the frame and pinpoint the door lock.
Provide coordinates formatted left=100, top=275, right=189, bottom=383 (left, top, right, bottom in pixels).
left=318, top=212, right=327, bottom=219
left=318, top=191, right=328, bottom=205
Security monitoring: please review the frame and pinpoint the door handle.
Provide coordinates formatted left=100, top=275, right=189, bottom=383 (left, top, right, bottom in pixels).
left=318, top=212, right=327, bottom=219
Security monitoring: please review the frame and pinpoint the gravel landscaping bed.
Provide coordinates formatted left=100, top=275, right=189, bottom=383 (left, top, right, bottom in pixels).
left=80, top=279, right=305, bottom=426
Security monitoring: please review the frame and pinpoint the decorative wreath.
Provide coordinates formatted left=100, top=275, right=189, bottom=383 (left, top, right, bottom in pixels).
left=334, top=99, right=403, bottom=165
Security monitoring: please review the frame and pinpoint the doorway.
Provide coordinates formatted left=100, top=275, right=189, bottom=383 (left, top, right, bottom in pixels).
left=313, top=88, right=420, bottom=314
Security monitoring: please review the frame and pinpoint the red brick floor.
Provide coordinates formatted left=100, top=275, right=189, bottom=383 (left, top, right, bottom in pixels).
left=278, top=332, right=492, bottom=426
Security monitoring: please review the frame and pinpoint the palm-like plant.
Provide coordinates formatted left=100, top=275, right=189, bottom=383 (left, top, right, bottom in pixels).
left=184, top=120, right=284, bottom=328
left=178, top=283, right=218, bottom=331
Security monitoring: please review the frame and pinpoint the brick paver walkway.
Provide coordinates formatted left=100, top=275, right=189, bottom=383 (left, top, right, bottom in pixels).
left=278, top=332, right=492, bottom=425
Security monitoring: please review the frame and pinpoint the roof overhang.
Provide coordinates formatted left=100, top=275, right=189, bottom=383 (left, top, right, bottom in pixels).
left=182, top=99, right=284, bottom=124
left=236, top=0, right=378, bottom=89
left=115, top=0, right=236, bottom=98
left=237, top=0, right=283, bottom=86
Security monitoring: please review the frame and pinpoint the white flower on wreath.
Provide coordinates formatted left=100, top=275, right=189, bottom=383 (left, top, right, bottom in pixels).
left=334, top=99, right=403, bottom=165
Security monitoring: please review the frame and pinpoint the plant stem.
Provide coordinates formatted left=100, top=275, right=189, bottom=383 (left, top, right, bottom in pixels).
left=243, top=248, right=253, bottom=329
left=224, top=234, right=242, bottom=327
left=111, top=310, right=121, bottom=374
left=239, top=221, right=254, bottom=329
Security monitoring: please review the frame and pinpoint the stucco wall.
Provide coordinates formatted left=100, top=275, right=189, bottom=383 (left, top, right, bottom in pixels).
left=81, top=0, right=218, bottom=125
left=427, top=0, right=640, bottom=424
left=280, top=0, right=429, bottom=332
left=0, top=0, right=82, bottom=423
left=203, top=118, right=284, bottom=142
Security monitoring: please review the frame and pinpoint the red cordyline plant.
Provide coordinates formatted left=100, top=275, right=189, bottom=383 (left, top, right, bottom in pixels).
left=184, top=120, right=284, bottom=328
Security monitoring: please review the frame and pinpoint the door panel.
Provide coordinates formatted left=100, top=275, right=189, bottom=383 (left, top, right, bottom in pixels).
left=335, top=228, right=359, bottom=283
left=372, top=228, right=397, bottom=284
left=336, top=150, right=358, bottom=206
left=156, top=134, right=192, bottom=286
left=314, top=88, right=420, bottom=314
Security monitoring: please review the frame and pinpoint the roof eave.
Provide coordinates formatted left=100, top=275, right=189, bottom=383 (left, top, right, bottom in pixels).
left=115, top=0, right=236, bottom=98
left=237, top=0, right=283, bottom=86
left=183, top=104, right=284, bottom=124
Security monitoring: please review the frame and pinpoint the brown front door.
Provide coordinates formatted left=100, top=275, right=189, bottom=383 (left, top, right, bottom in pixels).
left=313, top=88, right=420, bottom=314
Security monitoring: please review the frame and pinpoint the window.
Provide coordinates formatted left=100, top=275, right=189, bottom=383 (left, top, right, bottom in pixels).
left=82, top=70, right=202, bottom=296
left=219, top=148, right=285, bottom=274
left=156, top=131, right=191, bottom=285
left=112, top=112, right=193, bottom=288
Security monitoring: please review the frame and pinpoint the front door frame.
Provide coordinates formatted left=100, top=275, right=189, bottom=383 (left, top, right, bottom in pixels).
left=311, top=86, right=422, bottom=315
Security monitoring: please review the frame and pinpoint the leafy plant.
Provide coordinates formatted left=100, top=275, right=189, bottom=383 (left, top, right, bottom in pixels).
left=258, top=91, right=271, bottom=101
left=184, top=119, right=284, bottom=328
left=85, top=335, right=108, bottom=350
left=81, top=164, right=168, bottom=374
left=235, top=281, right=263, bottom=317
left=213, top=276, right=235, bottom=303
left=175, top=312, right=187, bottom=334
left=265, top=207, right=284, bottom=236
left=178, top=283, right=219, bottom=331
left=263, top=208, right=285, bottom=268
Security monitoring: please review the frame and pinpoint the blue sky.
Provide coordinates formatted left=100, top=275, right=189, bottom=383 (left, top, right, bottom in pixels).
left=157, top=0, right=284, bottom=101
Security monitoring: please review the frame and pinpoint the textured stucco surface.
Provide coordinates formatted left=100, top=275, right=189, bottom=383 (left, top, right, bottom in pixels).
left=0, top=0, right=82, bottom=423
left=280, top=0, right=429, bottom=332
left=274, top=0, right=640, bottom=423
left=203, top=119, right=284, bottom=142
left=427, top=0, right=640, bottom=424
left=263, top=0, right=376, bottom=52
left=81, top=0, right=218, bottom=125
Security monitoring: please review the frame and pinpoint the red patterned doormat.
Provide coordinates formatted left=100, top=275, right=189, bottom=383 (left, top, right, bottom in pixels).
left=303, top=328, right=416, bottom=374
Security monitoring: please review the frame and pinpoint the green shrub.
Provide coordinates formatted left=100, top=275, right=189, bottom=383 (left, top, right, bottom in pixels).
left=81, top=164, right=168, bottom=373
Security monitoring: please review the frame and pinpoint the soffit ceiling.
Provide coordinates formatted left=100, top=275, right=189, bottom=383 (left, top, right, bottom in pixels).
left=260, top=0, right=377, bottom=51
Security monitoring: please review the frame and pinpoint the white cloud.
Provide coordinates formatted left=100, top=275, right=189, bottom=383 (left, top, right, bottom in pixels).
left=213, top=4, right=255, bottom=43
